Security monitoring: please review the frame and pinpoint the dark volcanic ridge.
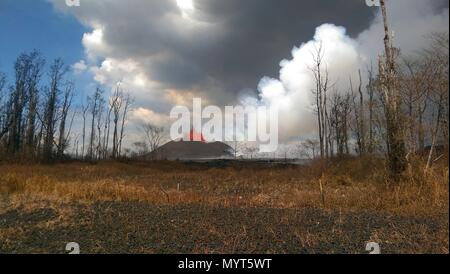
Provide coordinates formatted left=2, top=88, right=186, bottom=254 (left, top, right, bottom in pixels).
left=149, top=141, right=233, bottom=160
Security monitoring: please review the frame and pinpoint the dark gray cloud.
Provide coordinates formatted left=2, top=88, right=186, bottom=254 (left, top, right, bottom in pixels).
left=53, top=0, right=374, bottom=95
left=50, top=0, right=448, bottom=132
left=190, top=0, right=374, bottom=89
left=47, top=0, right=449, bottom=147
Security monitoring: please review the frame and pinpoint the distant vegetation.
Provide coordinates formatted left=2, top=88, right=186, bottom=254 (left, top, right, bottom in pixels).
left=0, top=32, right=448, bottom=179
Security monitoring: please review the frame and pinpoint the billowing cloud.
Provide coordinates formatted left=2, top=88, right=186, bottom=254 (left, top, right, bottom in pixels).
left=357, top=0, right=449, bottom=61
left=49, top=0, right=448, bottom=147
left=254, top=24, right=363, bottom=140
left=49, top=0, right=373, bottom=104
left=72, top=60, right=87, bottom=73
left=251, top=0, right=448, bottom=141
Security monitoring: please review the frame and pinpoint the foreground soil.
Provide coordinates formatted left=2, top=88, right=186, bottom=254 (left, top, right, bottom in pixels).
left=0, top=160, right=448, bottom=254
left=0, top=202, right=447, bottom=254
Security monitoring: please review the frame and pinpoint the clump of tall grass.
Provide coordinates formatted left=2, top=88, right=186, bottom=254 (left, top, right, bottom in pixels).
left=0, top=156, right=448, bottom=215
left=0, top=173, right=27, bottom=195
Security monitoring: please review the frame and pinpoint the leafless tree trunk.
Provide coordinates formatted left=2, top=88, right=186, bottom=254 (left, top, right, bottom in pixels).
left=25, top=51, right=44, bottom=157
left=81, top=103, right=89, bottom=159
left=310, top=43, right=331, bottom=158
left=111, top=86, right=123, bottom=159
left=330, top=92, right=351, bottom=157
left=350, top=70, right=366, bottom=156
left=103, top=100, right=113, bottom=159
left=379, top=0, right=407, bottom=179
left=0, top=72, right=9, bottom=142
left=118, top=93, right=132, bottom=158
left=57, top=82, right=74, bottom=158
left=367, top=66, right=375, bottom=154
left=425, top=93, right=444, bottom=172
left=88, top=87, right=103, bottom=160
left=8, top=53, right=32, bottom=154
left=96, top=100, right=104, bottom=160
left=43, top=58, right=67, bottom=162
left=424, top=33, right=449, bottom=171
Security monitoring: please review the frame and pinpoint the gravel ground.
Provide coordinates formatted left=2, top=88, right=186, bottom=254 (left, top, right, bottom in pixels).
left=0, top=202, right=447, bottom=254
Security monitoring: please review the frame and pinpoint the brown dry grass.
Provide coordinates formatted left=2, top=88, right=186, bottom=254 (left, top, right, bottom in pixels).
left=0, top=157, right=447, bottom=216
left=0, top=157, right=448, bottom=254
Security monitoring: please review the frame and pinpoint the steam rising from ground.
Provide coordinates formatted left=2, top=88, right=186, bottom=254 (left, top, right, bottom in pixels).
left=250, top=0, right=448, bottom=144
left=251, top=24, right=363, bottom=142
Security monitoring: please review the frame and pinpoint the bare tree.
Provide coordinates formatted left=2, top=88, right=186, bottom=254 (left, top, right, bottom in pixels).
left=42, top=58, right=67, bottom=162
left=141, top=123, right=165, bottom=159
left=80, top=103, right=89, bottom=159
left=118, top=93, right=132, bottom=157
left=95, top=97, right=106, bottom=159
left=302, top=139, right=320, bottom=159
left=310, top=43, right=331, bottom=158
left=88, top=87, right=104, bottom=160
left=424, top=32, right=449, bottom=172
left=25, top=51, right=45, bottom=156
left=7, top=53, right=34, bottom=154
left=367, top=65, right=376, bottom=154
left=330, top=91, right=351, bottom=157
left=244, top=144, right=258, bottom=160
left=378, top=0, right=407, bottom=178
left=57, top=82, right=75, bottom=158
left=111, top=85, right=123, bottom=158
left=133, top=141, right=148, bottom=157
left=0, top=72, right=8, bottom=142
left=350, top=70, right=366, bottom=156
left=226, top=141, right=245, bottom=159
left=102, top=95, right=115, bottom=159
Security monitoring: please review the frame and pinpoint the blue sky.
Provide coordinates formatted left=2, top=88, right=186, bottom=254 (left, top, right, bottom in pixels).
left=0, top=0, right=86, bottom=82
left=0, top=0, right=448, bottom=147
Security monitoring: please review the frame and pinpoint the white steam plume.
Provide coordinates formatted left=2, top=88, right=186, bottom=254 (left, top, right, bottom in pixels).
left=249, top=24, right=364, bottom=142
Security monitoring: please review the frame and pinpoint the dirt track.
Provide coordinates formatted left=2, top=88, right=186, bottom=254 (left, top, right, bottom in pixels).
left=0, top=202, right=447, bottom=254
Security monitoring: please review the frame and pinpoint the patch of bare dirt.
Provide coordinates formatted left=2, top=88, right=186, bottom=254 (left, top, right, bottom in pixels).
left=0, top=202, right=447, bottom=254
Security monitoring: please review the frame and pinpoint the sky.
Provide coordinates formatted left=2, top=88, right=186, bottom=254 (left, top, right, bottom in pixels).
left=0, top=0, right=85, bottom=73
left=0, top=0, right=448, bottom=153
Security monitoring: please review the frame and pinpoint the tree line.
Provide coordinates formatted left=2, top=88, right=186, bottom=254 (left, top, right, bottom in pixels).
left=0, top=51, right=133, bottom=162
left=306, top=30, right=448, bottom=178
left=0, top=1, right=448, bottom=177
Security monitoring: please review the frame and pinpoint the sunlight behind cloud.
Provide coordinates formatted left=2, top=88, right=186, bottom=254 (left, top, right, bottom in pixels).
left=176, top=0, right=195, bottom=12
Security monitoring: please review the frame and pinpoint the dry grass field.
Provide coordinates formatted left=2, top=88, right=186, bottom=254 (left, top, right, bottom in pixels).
left=0, top=157, right=448, bottom=254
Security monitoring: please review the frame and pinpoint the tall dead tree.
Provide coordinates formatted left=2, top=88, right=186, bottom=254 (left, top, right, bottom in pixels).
left=103, top=97, right=114, bottom=159
left=324, top=75, right=331, bottom=158
left=416, top=62, right=431, bottom=152
left=57, top=82, right=75, bottom=158
left=350, top=70, right=366, bottom=156
left=42, top=58, right=67, bottom=162
left=0, top=72, right=8, bottom=142
left=424, top=33, right=449, bottom=172
left=25, top=51, right=45, bottom=156
left=7, top=53, right=33, bottom=154
left=81, top=103, right=89, bottom=159
left=310, top=43, right=331, bottom=158
left=95, top=96, right=105, bottom=159
left=330, top=91, right=351, bottom=157
left=88, top=87, right=104, bottom=160
left=118, top=93, right=132, bottom=157
left=378, top=0, right=407, bottom=178
left=367, top=66, right=376, bottom=154
left=400, top=58, right=432, bottom=155
left=111, top=86, right=123, bottom=159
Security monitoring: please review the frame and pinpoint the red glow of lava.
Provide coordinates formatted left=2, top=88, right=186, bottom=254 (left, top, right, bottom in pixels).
left=188, top=129, right=206, bottom=142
